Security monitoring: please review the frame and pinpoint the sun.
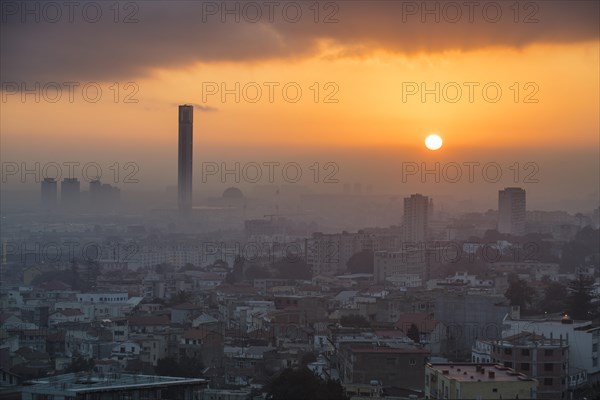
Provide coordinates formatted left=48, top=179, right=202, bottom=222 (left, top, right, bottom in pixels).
left=425, top=134, right=443, bottom=150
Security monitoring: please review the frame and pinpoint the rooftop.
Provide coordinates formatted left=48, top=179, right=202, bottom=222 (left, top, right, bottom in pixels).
left=23, top=373, right=207, bottom=395
left=427, top=363, right=535, bottom=383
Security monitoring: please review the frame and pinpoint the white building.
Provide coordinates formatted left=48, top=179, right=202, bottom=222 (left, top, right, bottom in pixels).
left=503, top=315, right=600, bottom=381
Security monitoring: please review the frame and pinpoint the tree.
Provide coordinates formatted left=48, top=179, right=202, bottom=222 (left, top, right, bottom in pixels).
left=266, top=367, right=348, bottom=400
left=504, top=275, right=536, bottom=311
left=169, top=290, right=192, bottom=306
left=65, top=355, right=94, bottom=373
left=346, top=250, right=374, bottom=274
left=340, top=314, right=370, bottom=328
left=567, top=276, right=595, bottom=320
left=244, top=264, right=271, bottom=280
left=542, top=282, right=568, bottom=313
left=407, top=323, right=420, bottom=343
left=561, top=227, right=600, bottom=272
left=300, top=352, right=317, bottom=367
left=274, top=257, right=311, bottom=280
left=155, top=356, right=204, bottom=378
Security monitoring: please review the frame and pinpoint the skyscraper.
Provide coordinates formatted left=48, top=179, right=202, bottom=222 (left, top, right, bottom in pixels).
left=61, top=178, right=80, bottom=210
left=403, top=194, right=429, bottom=243
left=498, top=187, right=526, bottom=236
left=178, top=105, right=193, bottom=215
left=41, top=178, right=57, bottom=210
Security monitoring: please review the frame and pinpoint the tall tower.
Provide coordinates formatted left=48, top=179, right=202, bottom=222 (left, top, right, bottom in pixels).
left=41, top=178, right=57, bottom=210
left=403, top=193, right=429, bottom=243
left=498, top=187, right=526, bottom=236
left=178, top=105, right=193, bottom=215
left=61, top=178, right=80, bottom=210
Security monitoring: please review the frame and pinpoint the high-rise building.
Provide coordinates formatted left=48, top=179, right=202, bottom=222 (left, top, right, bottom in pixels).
left=498, top=187, right=526, bottom=236
left=403, top=194, right=429, bottom=243
left=41, top=177, right=57, bottom=210
left=178, top=105, right=193, bottom=215
left=61, top=178, right=80, bottom=210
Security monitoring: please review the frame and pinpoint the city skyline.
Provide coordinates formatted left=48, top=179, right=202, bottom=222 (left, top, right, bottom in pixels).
left=1, top=2, right=599, bottom=399
left=1, top=2, right=598, bottom=214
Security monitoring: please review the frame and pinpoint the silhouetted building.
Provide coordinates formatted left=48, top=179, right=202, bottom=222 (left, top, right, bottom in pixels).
left=498, top=187, right=526, bottom=236
left=40, top=178, right=57, bottom=210
left=89, top=179, right=120, bottom=212
left=178, top=104, right=194, bottom=215
left=403, top=194, right=429, bottom=243
left=61, top=177, right=80, bottom=210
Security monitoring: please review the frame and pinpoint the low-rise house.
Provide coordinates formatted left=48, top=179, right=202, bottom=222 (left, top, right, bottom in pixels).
left=48, top=309, right=86, bottom=326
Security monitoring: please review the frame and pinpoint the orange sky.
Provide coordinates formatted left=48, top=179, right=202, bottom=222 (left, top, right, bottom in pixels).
left=2, top=41, right=598, bottom=156
left=1, top=2, right=598, bottom=211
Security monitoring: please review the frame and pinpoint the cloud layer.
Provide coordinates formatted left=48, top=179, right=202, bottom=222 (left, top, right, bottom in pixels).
left=1, top=0, right=598, bottom=82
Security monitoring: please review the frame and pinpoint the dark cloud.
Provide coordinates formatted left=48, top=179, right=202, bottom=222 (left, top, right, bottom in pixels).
left=1, top=0, right=598, bottom=82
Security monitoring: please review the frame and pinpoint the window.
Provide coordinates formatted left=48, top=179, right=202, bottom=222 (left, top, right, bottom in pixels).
left=521, top=349, right=530, bottom=356
left=521, top=363, right=530, bottom=371
left=544, top=363, right=554, bottom=371
left=504, top=348, right=512, bottom=355
left=409, top=358, right=416, bottom=366
left=504, top=361, right=513, bottom=368
left=593, top=343, right=598, bottom=352
left=492, top=388, right=498, bottom=393
left=545, top=349, right=554, bottom=356
left=593, top=358, right=598, bottom=367
left=544, top=378, right=553, bottom=386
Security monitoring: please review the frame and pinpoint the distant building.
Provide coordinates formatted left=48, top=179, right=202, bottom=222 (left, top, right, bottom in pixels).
left=61, top=177, right=80, bottom=210
left=425, top=363, right=537, bottom=400
left=178, top=104, right=194, bottom=215
left=89, top=179, right=120, bottom=211
left=22, top=373, right=207, bottom=400
left=434, top=293, right=510, bottom=359
left=374, top=248, right=429, bottom=285
left=306, top=231, right=400, bottom=276
left=498, top=187, right=526, bottom=236
left=40, top=177, right=57, bottom=210
left=403, top=194, right=429, bottom=243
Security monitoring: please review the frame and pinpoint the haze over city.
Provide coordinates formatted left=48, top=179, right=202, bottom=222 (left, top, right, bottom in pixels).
left=0, top=1, right=599, bottom=400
